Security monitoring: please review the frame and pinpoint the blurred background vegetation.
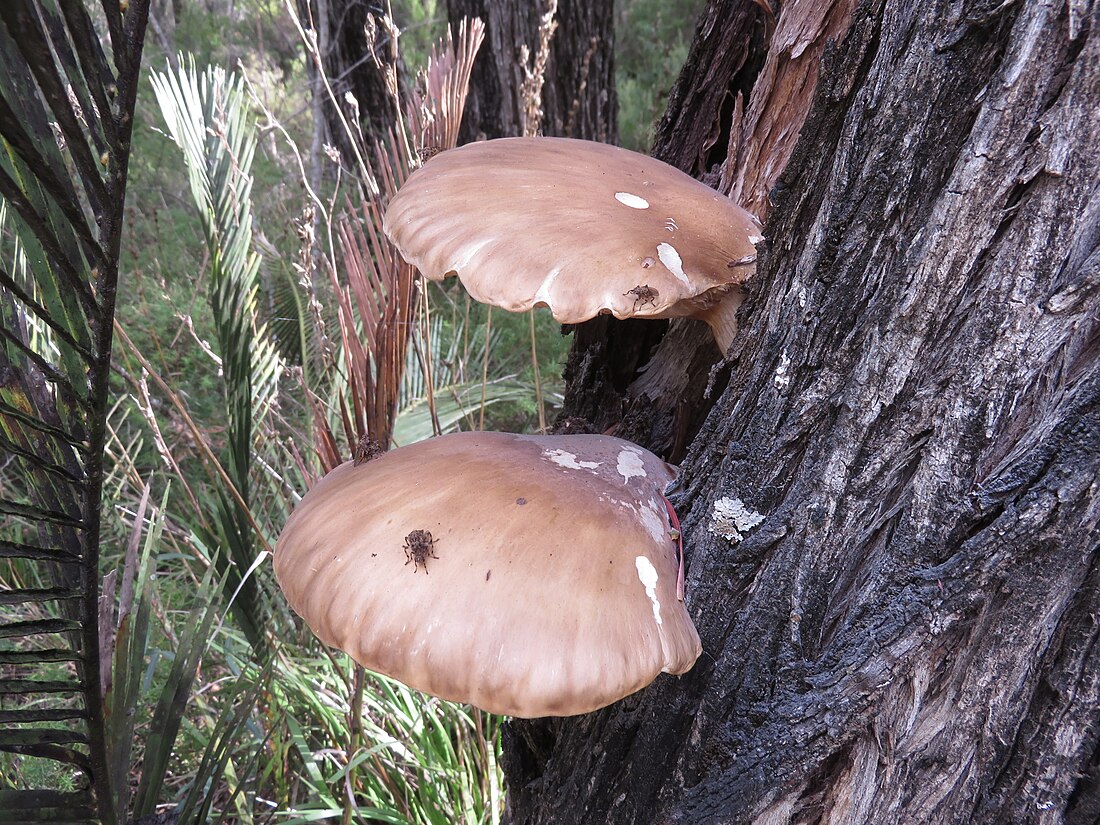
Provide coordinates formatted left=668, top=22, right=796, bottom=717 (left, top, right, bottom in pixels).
left=1, top=0, right=700, bottom=821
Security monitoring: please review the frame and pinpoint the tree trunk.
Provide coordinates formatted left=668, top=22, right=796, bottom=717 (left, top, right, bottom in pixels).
left=444, top=0, right=617, bottom=142
left=298, top=0, right=401, bottom=169
left=504, top=1, right=1100, bottom=823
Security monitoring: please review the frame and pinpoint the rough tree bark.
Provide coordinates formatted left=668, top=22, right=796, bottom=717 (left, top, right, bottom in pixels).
left=504, top=1, right=1100, bottom=823
left=444, top=0, right=617, bottom=142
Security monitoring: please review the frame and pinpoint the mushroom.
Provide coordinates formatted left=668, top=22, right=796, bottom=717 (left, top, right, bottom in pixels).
left=383, top=136, right=763, bottom=351
left=274, top=431, right=701, bottom=717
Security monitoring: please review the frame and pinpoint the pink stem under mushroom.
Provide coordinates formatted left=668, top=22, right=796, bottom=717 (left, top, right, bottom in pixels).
left=663, top=496, right=685, bottom=601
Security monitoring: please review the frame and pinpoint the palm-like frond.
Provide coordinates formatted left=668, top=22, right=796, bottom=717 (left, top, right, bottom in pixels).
left=150, top=60, right=281, bottom=652
left=0, top=1, right=150, bottom=823
left=392, top=315, right=531, bottom=446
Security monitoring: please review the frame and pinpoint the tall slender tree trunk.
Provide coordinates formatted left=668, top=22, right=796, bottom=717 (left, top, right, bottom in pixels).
left=444, top=0, right=617, bottom=142
left=504, top=1, right=1100, bottom=822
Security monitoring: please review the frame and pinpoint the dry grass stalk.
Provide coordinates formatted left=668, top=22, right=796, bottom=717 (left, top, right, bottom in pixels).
left=517, top=3, right=558, bottom=432
left=519, top=0, right=559, bottom=138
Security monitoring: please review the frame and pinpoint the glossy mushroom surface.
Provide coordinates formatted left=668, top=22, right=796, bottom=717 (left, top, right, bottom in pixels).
left=383, top=137, right=762, bottom=341
left=274, top=431, right=701, bottom=717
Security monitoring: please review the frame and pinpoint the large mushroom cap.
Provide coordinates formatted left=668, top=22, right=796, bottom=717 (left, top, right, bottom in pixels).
left=274, top=431, right=701, bottom=717
left=383, top=136, right=762, bottom=324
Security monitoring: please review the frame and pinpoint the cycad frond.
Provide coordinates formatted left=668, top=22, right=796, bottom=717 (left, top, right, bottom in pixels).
left=150, top=59, right=281, bottom=652
left=0, top=1, right=150, bottom=823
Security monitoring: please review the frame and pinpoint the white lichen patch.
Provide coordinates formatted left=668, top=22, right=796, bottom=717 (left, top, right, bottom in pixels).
left=774, top=349, right=791, bottom=390
left=543, top=449, right=600, bottom=471
left=616, top=448, right=646, bottom=483
left=615, top=192, right=650, bottom=209
left=656, top=242, right=691, bottom=288
left=710, top=497, right=765, bottom=543
left=635, top=556, right=662, bottom=626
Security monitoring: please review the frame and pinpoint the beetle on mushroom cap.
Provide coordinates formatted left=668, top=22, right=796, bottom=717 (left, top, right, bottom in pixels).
left=383, top=136, right=764, bottom=352
left=274, top=431, right=702, bottom=718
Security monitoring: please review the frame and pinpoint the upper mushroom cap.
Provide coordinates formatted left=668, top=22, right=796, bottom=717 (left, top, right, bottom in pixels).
left=274, top=431, right=701, bottom=718
left=383, top=137, right=762, bottom=323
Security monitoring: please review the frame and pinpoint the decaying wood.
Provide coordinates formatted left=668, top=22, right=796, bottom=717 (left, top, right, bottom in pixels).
left=650, top=0, right=772, bottom=176
left=508, top=0, right=1100, bottom=822
left=720, top=0, right=858, bottom=220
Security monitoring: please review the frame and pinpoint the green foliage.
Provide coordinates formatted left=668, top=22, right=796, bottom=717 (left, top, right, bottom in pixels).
left=392, top=0, right=447, bottom=70
left=151, top=60, right=282, bottom=651
left=616, top=0, right=702, bottom=151
left=99, top=14, right=506, bottom=821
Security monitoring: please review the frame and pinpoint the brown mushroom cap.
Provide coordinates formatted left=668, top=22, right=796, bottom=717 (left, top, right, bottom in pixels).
left=383, top=137, right=762, bottom=326
left=274, top=431, right=701, bottom=718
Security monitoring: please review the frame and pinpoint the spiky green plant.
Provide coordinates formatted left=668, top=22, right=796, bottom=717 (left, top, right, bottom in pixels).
left=0, top=4, right=516, bottom=823
left=0, top=1, right=151, bottom=822
left=119, top=14, right=506, bottom=821
left=150, top=59, right=283, bottom=654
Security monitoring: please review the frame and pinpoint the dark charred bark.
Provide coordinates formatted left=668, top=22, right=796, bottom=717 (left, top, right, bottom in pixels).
left=650, top=0, right=773, bottom=177
left=444, top=0, right=617, bottom=142
left=559, top=0, right=858, bottom=463
left=506, top=1, right=1100, bottom=823
left=542, top=0, right=617, bottom=142
left=298, top=0, right=401, bottom=168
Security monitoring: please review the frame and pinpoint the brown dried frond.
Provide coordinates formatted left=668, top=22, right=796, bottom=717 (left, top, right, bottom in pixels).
left=408, top=17, right=487, bottom=157
left=311, top=17, right=486, bottom=463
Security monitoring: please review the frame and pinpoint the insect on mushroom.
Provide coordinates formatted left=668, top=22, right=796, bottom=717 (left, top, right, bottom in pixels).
left=403, top=529, right=439, bottom=574
left=353, top=435, right=382, bottom=466
left=625, top=284, right=659, bottom=311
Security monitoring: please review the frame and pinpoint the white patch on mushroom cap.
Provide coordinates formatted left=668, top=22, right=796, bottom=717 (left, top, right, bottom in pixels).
left=543, top=448, right=600, bottom=470
left=656, top=242, right=692, bottom=288
left=616, top=448, right=647, bottom=483
left=749, top=234, right=765, bottom=245
left=637, top=500, right=668, bottom=546
left=615, top=192, right=650, bottom=209
left=533, top=266, right=562, bottom=307
left=635, top=556, right=662, bottom=626
left=452, top=237, right=493, bottom=270
left=709, top=497, right=765, bottom=543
